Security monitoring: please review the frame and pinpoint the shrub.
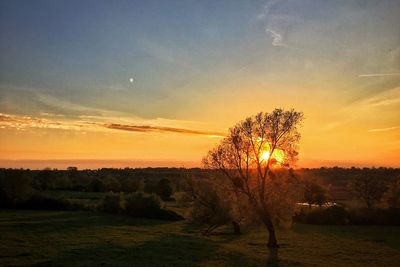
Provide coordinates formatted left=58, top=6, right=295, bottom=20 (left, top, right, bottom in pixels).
left=124, top=192, right=160, bottom=216
left=14, top=195, right=70, bottom=210
left=124, top=192, right=183, bottom=221
left=294, top=206, right=400, bottom=226
left=294, top=206, right=349, bottom=225
left=348, top=208, right=400, bottom=225
left=102, top=193, right=124, bottom=214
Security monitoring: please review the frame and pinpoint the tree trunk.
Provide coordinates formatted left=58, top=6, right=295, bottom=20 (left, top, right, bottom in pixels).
left=232, top=220, right=241, bottom=235
left=263, top=215, right=279, bottom=248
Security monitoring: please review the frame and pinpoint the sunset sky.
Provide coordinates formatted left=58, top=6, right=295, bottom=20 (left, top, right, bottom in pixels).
left=0, top=0, right=399, bottom=169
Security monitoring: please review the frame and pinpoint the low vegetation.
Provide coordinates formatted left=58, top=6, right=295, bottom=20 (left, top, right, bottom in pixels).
left=1, top=166, right=400, bottom=266
left=1, top=210, right=400, bottom=266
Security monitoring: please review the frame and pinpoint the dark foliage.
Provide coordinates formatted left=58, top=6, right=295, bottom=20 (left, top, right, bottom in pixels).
left=125, top=192, right=182, bottom=221
left=102, top=193, right=123, bottom=214
left=9, top=194, right=86, bottom=211
left=156, top=178, right=173, bottom=200
left=294, top=206, right=400, bottom=225
left=295, top=206, right=349, bottom=225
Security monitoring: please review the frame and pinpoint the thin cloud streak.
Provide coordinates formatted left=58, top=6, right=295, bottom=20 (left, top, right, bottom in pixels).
left=0, top=113, right=224, bottom=137
left=359, top=73, right=400, bottom=77
left=104, top=123, right=224, bottom=137
left=265, top=28, right=285, bottom=47
left=368, top=126, right=400, bottom=132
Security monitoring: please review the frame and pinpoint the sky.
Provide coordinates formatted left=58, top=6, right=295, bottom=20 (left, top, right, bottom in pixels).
left=0, top=0, right=399, bottom=169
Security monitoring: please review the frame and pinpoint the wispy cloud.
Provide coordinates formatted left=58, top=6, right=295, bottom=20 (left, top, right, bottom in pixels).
left=104, top=123, right=224, bottom=137
left=0, top=113, right=92, bottom=131
left=0, top=113, right=224, bottom=137
left=265, top=28, right=285, bottom=47
left=368, top=126, right=400, bottom=132
left=363, top=86, right=400, bottom=107
left=359, top=73, right=400, bottom=77
left=255, top=1, right=276, bottom=20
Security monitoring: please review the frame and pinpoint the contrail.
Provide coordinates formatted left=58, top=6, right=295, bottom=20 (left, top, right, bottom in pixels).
left=359, top=73, right=400, bottom=77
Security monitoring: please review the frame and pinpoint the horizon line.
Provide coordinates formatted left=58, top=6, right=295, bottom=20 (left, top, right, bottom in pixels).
left=0, top=159, right=398, bottom=170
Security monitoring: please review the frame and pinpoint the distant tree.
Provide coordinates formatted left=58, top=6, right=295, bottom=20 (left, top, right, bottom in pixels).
left=89, top=177, right=105, bottom=192
left=53, top=175, right=72, bottom=190
left=103, top=176, right=121, bottom=192
left=67, top=166, right=78, bottom=172
left=383, top=177, right=400, bottom=208
left=70, top=173, right=91, bottom=191
left=157, top=178, right=173, bottom=200
left=303, top=179, right=328, bottom=207
left=35, top=168, right=56, bottom=190
left=120, top=178, right=143, bottom=193
left=350, top=170, right=387, bottom=209
left=203, top=109, right=303, bottom=248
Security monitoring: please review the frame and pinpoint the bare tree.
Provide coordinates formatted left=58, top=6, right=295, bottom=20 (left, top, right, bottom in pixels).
left=203, top=109, right=303, bottom=248
left=383, top=177, right=400, bottom=208
left=350, top=170, right=387, bottom=209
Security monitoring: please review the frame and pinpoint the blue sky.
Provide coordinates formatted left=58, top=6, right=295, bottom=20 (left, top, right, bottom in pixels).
left=0, top=0, right=399, bottom=167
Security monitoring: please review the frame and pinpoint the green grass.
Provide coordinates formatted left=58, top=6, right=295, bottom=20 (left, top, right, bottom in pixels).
left=1, top=210, right=400, bottom=267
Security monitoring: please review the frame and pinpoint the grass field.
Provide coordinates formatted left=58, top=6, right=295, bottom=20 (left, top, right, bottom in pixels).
left=1, top=210, right=400, bottom=267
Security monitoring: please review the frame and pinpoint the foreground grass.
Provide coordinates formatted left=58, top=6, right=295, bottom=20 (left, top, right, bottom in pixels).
left=1, top=210, right=400, bottom=266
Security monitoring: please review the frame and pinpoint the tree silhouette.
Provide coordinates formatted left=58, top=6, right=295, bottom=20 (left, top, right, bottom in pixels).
left=351, top=170, right=387, bottom=209
left=203, top=108, right=303, bottom=248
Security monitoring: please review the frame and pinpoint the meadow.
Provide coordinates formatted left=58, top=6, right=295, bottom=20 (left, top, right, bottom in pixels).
left=1, top=168, right=400, bottom=266
left=1, top=208, right=400, bottom=267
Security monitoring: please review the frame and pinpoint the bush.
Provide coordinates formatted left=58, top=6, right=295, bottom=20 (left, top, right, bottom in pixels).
left=124, top=192, right=161, bottom=216
left=13, top=194, right=84, bottom=210
left=294, top=206, right=400, bottom=225
left=102, top=193, right=124, bottom=214
left=124, top=192, right=183, bottom=221
left=294, top=206, right=349, bottom=225
left=348, top=208, right=400, bottom=225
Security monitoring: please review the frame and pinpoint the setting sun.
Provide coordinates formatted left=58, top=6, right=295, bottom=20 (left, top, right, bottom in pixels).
left=261, top=151, right=271, bottom=161
left=260, top=147, right=285, bottom=165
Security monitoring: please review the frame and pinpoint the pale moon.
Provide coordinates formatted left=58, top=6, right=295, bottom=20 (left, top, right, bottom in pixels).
left=129, top=78, right=134, bottom=83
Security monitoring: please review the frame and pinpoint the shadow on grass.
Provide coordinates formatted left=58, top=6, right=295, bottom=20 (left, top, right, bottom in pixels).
left=32, top=234, right=220, bottom=267
left=293, top=223, right=400, bottom=250
left=1, top=210, right=173, bottom=234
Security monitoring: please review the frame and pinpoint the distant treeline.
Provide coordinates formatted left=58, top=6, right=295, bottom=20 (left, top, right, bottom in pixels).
left=0, top=167, right=207, bottom=193
left=1, top=166, right=400, bottom=225
left=1, top=166, right=398, bottom=191
left=1, top=166, right=399, bottom=207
